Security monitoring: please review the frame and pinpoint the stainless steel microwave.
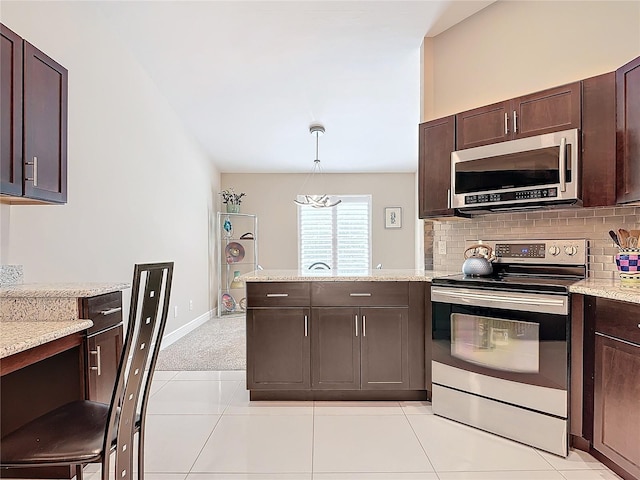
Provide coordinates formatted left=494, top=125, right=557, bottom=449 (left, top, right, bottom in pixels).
left=451, top=129, right=580, bottom=213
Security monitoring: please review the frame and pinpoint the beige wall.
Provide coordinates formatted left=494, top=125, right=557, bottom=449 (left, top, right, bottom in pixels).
left=0, top=2, right=219, bottom=335
left=221, top=173, right=416, bottom=270
left=422, top=1, right=640, bottom=276
left=424, top=1, right=640, bottom=120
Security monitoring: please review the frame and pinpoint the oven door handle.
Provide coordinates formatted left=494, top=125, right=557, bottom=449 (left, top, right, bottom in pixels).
left=431, top=287, right=568, bottom=315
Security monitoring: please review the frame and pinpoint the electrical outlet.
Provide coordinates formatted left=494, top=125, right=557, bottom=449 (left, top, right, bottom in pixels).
left=189, top=300, right=193, bottom=311
left=438, top=241, right=447, bottom=255
left=174, top=305, right=178, bottom=318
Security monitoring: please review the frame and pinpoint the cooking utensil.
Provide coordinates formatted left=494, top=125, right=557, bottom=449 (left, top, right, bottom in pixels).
left=462, top=244, right=494, bottom=276
left=629, top=236, right=639, bottom=248
left=618, top=229, right=631, bottom=249
left=609, top=230, right=621, bottom=247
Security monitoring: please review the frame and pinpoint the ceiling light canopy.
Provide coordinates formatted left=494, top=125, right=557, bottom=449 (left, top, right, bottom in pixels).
left=294, top=124, right=341, bottom=209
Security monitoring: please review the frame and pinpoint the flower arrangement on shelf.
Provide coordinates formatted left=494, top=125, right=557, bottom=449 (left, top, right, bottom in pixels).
left=220, top=188, right=245, bottom=205
left=220, top=188, right=246, bottom=213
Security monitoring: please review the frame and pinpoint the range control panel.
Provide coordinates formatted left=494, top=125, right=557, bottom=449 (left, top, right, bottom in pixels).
left=466, top=239, right=587, bottom=265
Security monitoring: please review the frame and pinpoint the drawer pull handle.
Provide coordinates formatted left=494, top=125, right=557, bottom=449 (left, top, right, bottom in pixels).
left=90, top=345, right=102, bottom=376
left=363, top=315, right=366, bottom=337
left=101, top=307, right=122, bottom=316
left=266, top=293, right=289, bottom=298
left=349, top=293, right=372, bottom=297
left=304, top=315, right=308, bottom=337
left=355, top=315, right=358, bottom=337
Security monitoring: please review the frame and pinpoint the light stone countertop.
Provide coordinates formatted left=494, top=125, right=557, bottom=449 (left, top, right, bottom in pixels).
left=0, top=319, right=93, bottom=359
left=569, top=278, right=640, bottom=304
left=0, top=282, right=130, bottom=298
left=244, top=270, right=640, bottom=305
left=241, top=269, right=457, bottom=282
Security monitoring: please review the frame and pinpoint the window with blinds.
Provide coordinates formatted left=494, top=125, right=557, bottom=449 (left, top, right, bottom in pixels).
left=297, top=195, right=372, bottom=273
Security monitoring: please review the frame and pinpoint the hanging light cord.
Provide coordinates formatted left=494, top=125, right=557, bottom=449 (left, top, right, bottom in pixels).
left=294, top=125, right=341, bottom=208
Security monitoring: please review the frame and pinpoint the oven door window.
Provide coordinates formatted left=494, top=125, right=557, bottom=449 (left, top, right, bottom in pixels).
left=451, top=313, right=539, bottom=373
left=432, top=302, right=568, bottom=390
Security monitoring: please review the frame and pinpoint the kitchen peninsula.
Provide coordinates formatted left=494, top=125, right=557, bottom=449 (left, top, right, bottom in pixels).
left=242, top=268, right=452, bottom=401
left=0, top=281, right=129, bottom=479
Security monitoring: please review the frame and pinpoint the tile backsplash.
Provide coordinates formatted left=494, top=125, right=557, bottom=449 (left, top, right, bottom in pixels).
left=427, top=206, right=640, bottom=279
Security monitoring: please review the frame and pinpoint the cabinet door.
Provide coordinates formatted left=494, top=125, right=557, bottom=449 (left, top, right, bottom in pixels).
left=0, top=24, right=23, bottom=197
left=311, top=307, right=360, bottom=390
left=360, top=307, right=409, bottom=390
left=513, top=82, right=581, bottom=139
left=86, top=325, right=123, bottom=404
left=23, top=41, right=67, bottom=203
left=246, top=308, right=310, bottom=390
left=418, top=116, right=456, bottom=218
left=593, top=334, right=640, bottom=479
left=456, top=101, right=510, bottom=149
left=616, top=56, right=640, bottom=204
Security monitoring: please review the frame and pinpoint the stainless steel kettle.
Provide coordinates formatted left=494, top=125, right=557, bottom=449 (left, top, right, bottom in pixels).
left=462, top=244, right=495, bottom=276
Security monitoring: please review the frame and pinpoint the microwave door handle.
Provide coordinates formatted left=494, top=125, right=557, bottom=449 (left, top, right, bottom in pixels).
left=559, top=136, right=567, bottom=192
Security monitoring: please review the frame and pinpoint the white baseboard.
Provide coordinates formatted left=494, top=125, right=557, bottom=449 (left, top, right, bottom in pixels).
left=160, top=310, right=213, bottom=350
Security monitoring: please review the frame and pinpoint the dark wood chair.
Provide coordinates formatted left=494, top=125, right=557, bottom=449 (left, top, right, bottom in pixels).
left=0, top=262, right=174, bottom=480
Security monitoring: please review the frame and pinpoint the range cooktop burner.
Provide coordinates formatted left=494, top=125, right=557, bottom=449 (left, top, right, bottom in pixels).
left=433, top=238, right=588, bottom=294
left=432, top=272, right=578, bottom=294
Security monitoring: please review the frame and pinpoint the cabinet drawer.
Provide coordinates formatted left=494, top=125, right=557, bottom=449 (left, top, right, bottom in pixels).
left=594, top=297, right=640, bottom=345
left=312, top=282, right=409, bottom=307
left=81, top=291, right=123, bottom=335
left=247, top=282, right=310, bottom=307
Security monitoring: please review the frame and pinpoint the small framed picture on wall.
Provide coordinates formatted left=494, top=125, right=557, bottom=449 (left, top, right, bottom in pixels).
left=384, top=207, right=402, bottom=229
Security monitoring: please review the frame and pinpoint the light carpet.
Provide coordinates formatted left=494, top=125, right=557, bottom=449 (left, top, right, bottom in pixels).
left=155, top=314, right=245, bottom=370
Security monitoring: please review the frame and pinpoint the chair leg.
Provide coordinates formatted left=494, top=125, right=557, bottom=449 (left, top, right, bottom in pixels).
left=75, top=464, right=84, bottom=480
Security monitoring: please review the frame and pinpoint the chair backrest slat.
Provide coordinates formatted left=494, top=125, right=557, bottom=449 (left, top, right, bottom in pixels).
left=103, top=262, right=173, bottom=480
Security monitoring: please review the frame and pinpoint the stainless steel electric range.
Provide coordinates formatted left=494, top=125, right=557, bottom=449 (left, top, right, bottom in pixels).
left=431, top=238, right=587, bottom=457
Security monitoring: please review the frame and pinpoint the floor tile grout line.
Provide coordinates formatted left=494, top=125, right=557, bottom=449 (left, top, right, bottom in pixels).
left=311, top=400, right=315, bottom=475
left=182, top=390, right=226, bottom=477
left=402, top=404, right=438, bottom=475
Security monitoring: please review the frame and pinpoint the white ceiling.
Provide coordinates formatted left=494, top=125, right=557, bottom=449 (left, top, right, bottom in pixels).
left=95, top=1, right=494, bottom=174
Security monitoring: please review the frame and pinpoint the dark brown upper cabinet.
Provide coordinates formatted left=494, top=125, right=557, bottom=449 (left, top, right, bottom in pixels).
left=1, top=24, right=23, bottom=197
left=418, top=116, right=456, bottom=219
left=0, top=23, right=68, bottom=204
left=616, top=55, right=640, bottom=205
left=456, top=82, right=581, bottom=150
left=581, top=72, right=616, bottom=208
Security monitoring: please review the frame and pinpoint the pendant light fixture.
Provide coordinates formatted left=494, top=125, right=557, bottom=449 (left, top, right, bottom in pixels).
left=294, top=124, right=341, bottom=208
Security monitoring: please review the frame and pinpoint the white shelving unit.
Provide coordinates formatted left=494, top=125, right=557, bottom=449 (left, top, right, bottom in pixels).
left=216, top=212, right=258, bottom=317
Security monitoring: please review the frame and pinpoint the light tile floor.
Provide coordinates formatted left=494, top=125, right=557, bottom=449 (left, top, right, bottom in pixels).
left=86, top=370, right=621, bottom=480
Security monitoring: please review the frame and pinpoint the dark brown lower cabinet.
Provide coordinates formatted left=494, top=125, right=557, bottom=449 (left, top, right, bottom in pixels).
left=246, top=307, right=311, bottom=390
left=311, top=307, right=409, bottom=390
left=581, top=296, right=640, bottom=480
left=311, top=307, right=360, bottom=390
left=246, top=281, right=425, bottom=400
left=594, top=334, right=640, bottom=479
left=85, top=324, right=124, bottom=403
left=80, top=292, right=124, bottom=403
